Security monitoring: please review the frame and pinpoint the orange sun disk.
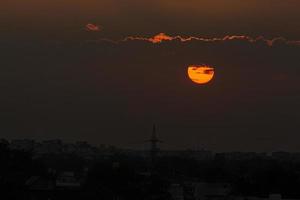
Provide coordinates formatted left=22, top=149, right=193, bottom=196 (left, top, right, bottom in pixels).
left=187, top=65, right=215, bottom=84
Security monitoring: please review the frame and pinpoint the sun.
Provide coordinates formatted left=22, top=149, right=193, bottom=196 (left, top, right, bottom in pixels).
left=187, top=65, right=215, bottom=84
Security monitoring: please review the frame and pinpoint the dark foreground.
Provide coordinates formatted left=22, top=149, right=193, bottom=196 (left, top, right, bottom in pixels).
left=1, top=139, right=300, bottom=200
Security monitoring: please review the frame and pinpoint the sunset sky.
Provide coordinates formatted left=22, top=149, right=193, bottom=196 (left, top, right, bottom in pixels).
left=1, top=0, right=300, bottom=151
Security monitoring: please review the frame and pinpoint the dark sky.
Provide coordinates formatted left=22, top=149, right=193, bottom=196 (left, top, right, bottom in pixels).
left=1, top=0, right=300, bottom=151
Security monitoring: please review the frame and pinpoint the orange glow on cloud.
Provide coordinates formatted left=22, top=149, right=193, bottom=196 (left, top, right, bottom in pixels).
left=86, top=23, right=101, bottom=32
left=149, top=33, right=173, bottom=43
left=187, top=65, right=215, bottom=85
left=121, top=33, right=300, bottom=47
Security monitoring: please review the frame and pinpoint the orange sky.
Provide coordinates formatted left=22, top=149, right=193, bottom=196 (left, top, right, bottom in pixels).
left=1, top=0, right=300, bottom=150
left=2, top=0, right=300, bottom=39
left=3, top=0, right=300, bottom=20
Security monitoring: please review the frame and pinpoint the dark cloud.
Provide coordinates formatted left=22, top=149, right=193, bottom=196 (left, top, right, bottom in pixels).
left=121, top=33, right=300, bottom=47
